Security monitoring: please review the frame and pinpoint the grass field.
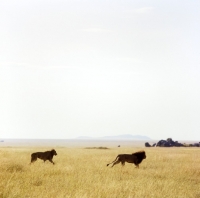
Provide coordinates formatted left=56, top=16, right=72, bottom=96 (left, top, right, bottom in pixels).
left=0, top=146, right=200, bottom=198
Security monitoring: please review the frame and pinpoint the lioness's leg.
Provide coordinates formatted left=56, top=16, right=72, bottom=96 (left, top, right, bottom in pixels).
left=49, top=159, right=55, bottom=164
left=135, top=164, right=139, bottom=168
left=30, top=159, right=36, bottom=165
left=30, top=155, right=37, bottom=164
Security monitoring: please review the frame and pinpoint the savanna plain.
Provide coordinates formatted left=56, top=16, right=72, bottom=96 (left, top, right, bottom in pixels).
left=0, top=141, right=200, bottom=198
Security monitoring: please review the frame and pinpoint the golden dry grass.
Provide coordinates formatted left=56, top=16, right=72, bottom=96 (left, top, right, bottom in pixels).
left=0, top=146, right=200, bottom=198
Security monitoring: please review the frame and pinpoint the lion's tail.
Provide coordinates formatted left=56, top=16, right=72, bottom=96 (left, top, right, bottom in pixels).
left=107, top=155, right=119, bottom=166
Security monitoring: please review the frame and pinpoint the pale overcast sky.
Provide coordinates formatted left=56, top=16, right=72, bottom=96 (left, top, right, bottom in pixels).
left=0, top=0, right=200, bottom=140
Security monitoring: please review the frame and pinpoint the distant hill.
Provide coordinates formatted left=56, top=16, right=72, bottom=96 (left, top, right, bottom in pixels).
left=101, top=134, right=151, bottom=140
left=75, top=136, right=92, bottom=139
left=76, top=134, right=151, bottom=140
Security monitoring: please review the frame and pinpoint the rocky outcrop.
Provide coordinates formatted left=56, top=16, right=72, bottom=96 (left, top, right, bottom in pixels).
left=145, top=138, right=199, bottom=147
left=194, top=143, right=200, bottom=147
left=145, top=142, right=152, bottom=147
left=156, top=140, right=171, bottom=147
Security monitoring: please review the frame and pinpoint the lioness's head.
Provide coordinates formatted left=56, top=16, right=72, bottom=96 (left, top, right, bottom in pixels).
left=51, top=149, right=57, bottom=156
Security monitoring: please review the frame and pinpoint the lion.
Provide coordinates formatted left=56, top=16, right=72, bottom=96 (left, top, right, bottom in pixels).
left=30, top=149, right=57, bottom=165
left=107, top=150, right=146, bottom=168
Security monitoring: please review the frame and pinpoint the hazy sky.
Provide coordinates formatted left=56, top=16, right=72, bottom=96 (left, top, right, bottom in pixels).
left=0, top=0, right=200, bottom=140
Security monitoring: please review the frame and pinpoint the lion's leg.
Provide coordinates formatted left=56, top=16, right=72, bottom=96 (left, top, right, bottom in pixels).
left=111, top=160, right=120, bottom=167
left=121, top=161, right=125, bottom=166
left=30, top=157, right=37, bottom=164
left=135, top=164, right=139, bottom=168
left=107, top=156, right=119, bottom=166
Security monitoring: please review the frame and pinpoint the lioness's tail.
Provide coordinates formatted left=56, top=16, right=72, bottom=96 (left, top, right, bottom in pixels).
left=107, top=155, right=119, bottom=166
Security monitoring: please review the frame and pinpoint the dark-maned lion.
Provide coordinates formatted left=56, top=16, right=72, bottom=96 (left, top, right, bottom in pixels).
left=107, top=150, right=146, bottom=168
left=30, top=149, right=57, bottom=165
